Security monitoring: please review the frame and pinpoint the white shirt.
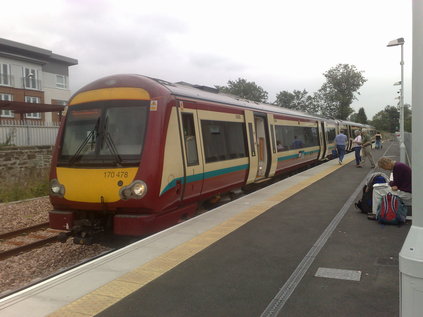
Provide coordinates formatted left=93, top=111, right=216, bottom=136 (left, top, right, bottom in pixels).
left=352, top=135, right=362, bottom=148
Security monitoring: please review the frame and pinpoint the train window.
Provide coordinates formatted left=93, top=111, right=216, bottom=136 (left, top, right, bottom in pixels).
left=201, top=120, right=247, bottom=163
left=248, top=123, right=256, bottom=156
left=275, top=125, right=319, bottom=151
left=59, top=100, right=148, bottom=166
left=182, top=113, right=199, bottom=166
left=270, top=125, right=276, bottom=153
left=100, top=106, right=147, bottom=156
left=327, top=127, right=336, bottom=142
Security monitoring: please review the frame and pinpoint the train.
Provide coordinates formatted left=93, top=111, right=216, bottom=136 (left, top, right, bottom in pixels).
left=48, top=74, right=374, bottom=243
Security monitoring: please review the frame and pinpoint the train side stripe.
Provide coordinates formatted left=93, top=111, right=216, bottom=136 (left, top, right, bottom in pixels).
left=277, top=149, right=320, bottom=162
left=160, top=164, right=249, bottom=195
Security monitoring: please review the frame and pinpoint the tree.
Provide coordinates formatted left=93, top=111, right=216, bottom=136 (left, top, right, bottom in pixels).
left=318, top=64, right=367, bottom=120
left=355, top=107, right=368, bottom=124
left=371, top=105, right=399, bottom=132
left=216, top=78, right=268, bottom=103
left=349, top=112, right=359, bottom=123
left=274, top=89, right=320, bottom=115
left=274, top=90, right=296, bottom=109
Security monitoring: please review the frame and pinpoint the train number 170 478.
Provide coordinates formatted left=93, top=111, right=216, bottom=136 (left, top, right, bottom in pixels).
left=104, top=171, right=129, bottom=178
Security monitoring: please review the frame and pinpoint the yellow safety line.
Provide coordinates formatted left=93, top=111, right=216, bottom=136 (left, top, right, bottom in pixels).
left=48, top=156, right=353, bottom=317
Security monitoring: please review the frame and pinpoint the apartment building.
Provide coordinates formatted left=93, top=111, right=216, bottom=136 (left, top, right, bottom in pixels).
left=0, top=38, right=78, bottom=123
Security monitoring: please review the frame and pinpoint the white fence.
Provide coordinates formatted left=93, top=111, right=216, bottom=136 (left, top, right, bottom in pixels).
left=0, top=120, right=60, bottom=146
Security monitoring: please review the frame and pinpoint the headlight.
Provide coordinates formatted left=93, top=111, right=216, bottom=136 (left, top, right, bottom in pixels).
left=132, top=182, right=147, bottom=196
left=50, top=179, right=65, bottom=197
left=120, top=180, right=147, bottom=200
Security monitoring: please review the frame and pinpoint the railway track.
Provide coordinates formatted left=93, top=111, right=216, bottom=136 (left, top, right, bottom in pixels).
left=0, top=222, right=62, bottom=261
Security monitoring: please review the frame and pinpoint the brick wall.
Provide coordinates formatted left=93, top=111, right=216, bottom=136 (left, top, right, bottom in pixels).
left=0, top=145, right=53, bottom=182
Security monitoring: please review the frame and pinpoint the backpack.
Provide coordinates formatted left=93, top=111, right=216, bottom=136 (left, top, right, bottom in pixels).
left=377, top=193, right=407, bottom=225
left=355, top=172, right=389, bottom=214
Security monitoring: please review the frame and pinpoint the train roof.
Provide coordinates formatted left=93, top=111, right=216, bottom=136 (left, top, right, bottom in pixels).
left=73, top=74, right=373, bottom=128
left=148, top=76, right=323, bottom=121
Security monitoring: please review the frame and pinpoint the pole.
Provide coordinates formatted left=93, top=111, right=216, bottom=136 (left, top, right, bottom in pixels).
left=399, top=1, right=423, bottom=316
left=400, top=44, right=405, bottom=164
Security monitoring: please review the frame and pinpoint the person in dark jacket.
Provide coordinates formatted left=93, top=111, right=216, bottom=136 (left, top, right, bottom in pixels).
left=377, top=156, right=412, bottom=204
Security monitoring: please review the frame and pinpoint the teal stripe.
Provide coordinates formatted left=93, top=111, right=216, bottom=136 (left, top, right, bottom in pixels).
left=160, top=164, right=249, bottom=195
left=277, top=149, right=319, bottom=162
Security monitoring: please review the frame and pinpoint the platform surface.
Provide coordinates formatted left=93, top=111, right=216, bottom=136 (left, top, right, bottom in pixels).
left=0, top=141, right=409, bottom=317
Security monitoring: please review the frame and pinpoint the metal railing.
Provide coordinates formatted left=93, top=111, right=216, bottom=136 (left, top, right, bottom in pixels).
left=0, top=120, right=59, bottom=146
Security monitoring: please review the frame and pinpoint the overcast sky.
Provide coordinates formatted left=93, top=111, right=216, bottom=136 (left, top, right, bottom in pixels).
left=1, top=0, right=412, bottom=118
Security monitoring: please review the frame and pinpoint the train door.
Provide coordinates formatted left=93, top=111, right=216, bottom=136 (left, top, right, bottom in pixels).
left=255, top=115, right=268, bottom=178
left=266, top=113, right=278, bottom=177
left=245, top=110, right=258, bottom=184
left=318, top=121, right=327, bottom=160
left=177, top=102, right=204, bottom=201
left=347, top=125, right=353, bottom=151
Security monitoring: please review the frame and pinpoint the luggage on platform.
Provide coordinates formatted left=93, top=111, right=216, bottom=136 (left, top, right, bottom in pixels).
left=355, top=172, right=389, bottom=214
left=377, top=192, right=407, bottom=225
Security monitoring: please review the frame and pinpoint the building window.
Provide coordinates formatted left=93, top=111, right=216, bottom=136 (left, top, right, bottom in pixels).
left=24, top=96, right=41, bottom=119
left=0, top=93, right=13, bottom=117
left=0, top=63, right=11, bottom=86
left=56, top=75, right=66, bottom=88
left=23, top=67, right=38, bottom=89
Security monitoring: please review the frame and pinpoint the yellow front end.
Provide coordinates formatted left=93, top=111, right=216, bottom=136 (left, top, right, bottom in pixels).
left=56, top=167, right=139, bottom=203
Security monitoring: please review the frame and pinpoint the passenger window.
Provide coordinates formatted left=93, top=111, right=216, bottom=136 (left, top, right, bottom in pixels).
left=275, top=125, right=319, bottom=151
left=327, top=128, right=336, bottom=142
left=201, top=120, right=247, bottom=163
left=182, top=113, right=199, bottom=166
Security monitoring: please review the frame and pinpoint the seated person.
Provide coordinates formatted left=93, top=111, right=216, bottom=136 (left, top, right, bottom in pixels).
left=291, top=136, right=304, bottom=149
left=370, top=157, right=412, bottom=218
left=276, top=140, right=284, bottom=152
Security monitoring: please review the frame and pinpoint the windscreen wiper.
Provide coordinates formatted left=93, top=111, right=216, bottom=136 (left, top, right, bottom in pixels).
left=104, top=132, right=123, bottom=167
left=68, top=118, right=100, bottom=165
left=102, top=116, right=123, bottom=167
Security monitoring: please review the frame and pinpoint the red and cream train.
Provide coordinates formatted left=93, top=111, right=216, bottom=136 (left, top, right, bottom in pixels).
left=48, top=74, right=373, bottom=240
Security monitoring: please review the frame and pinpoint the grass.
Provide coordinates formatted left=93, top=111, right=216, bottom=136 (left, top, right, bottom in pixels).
left=0, top=177, right=50, bottom=203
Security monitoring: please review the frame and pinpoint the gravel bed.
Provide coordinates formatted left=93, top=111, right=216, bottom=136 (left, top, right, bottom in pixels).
left=0, top=196, right=51, bottom=234
left=0, top=197, right=111, bottom=297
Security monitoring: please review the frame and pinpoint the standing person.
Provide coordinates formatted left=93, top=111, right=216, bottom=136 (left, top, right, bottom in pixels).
left=352, top=130, right=362, bottom=168
left=334, top=129, right=348, bottom=164
left=375, top=131, right=382, bottom=149
left=361, top=129, right=375, bottom=168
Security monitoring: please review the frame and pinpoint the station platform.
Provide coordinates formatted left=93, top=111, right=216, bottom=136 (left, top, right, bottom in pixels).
left=0, top=141, right=410, bottom=317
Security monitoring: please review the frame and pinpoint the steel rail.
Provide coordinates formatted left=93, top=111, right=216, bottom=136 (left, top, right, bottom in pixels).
left=0, top=222, right=50, bottom=240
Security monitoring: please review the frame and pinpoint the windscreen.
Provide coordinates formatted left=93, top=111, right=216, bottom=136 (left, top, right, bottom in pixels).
left=59, top=100, right=149, bottom=167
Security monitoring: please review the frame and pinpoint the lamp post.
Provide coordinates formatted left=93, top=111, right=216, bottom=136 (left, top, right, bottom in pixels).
left=387, top=37, right=405, bottom=163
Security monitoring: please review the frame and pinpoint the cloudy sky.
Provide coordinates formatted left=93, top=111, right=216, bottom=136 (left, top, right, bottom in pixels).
left=1, top=0, right=412, bottom=118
